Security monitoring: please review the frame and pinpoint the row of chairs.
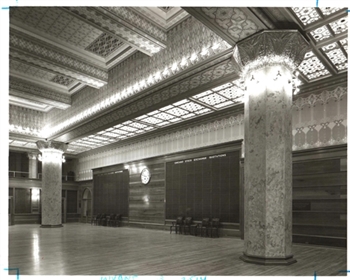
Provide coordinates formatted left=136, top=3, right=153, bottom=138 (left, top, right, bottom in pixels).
left=91, top=213, right=122, bottom=227
left=170, top=217, right=220, bottom=237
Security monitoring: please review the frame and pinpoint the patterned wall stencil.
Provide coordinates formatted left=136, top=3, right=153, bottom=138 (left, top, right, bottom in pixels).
left=85, top=33, right=124, bottom=57
left=292, top=86, right=347, bottom=150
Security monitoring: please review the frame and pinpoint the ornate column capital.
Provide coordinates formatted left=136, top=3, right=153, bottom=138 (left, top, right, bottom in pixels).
left=233, top=30, right=310, bottom=78
left=27, top=152, right=39, bottom=160
left=36, top=140, right=68, bottom=153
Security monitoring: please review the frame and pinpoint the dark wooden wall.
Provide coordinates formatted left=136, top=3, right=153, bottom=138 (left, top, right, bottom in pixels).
left=166, top=151, right=240, bottom=222
left=128, top=161, right=165, bottom=224
left=292, top=145, right=347, bottom=247
left=93, top=170, right=129, bottom=217
left=92, top=141, right=242, bottom=233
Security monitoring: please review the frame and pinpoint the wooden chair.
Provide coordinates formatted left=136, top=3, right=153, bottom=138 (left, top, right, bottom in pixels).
left=107, top=214, right=116, bottom=227
left=209, top=218, right=220, bottom=238
left=115, top=214, right=122, bottom=227
left=198, top=218, right=211, bottom=237
left=170, top=216, right=184, bottom=234
left=91, top=213, right=101, bottom=225
left=97, top=213, right=106, bottom=226
left=181, top=217, right=193, bottom=235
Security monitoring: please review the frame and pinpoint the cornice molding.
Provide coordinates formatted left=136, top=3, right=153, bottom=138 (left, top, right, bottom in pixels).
left=10, top=77, right=71, bottom=109
left=10, top=32, right=108, bottom=88
left=101, top=7, right=167, bottom=46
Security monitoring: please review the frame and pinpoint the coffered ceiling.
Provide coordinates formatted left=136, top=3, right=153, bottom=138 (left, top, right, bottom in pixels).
left=8, top=6, right=348, bottom=155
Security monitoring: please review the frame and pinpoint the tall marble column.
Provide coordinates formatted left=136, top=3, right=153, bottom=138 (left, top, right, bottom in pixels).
left=27, top=152, right=38, bottom=179
left=233, top=30, right=309, bottom=265
left=36, top=140, right=67, bottom=228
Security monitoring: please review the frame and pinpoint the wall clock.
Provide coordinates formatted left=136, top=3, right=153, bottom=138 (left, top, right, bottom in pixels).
left=140, top=168, right=151, bottom=185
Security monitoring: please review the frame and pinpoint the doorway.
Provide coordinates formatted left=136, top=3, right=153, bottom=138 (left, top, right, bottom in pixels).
left=82, top=188, right=92, bottom=223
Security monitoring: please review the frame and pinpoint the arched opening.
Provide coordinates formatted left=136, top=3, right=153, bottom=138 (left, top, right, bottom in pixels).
left=81, top=188, right=92, bottom=223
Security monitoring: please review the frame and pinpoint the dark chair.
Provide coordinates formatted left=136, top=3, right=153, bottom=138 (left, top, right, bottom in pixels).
left=181, top=217, right=193, bottom=235
left=198, top=218, right=211, bottom=237
left=97, top=213, right=106, bottom=226
left=106, top=214, right=116, bottom=227
left=114, top=214, right=122, bottom=227
left=91, top=213, right=101, bottom=225
left=170, top=216, right=184, bottom=234
left=209, top=218, right=220, bottom=238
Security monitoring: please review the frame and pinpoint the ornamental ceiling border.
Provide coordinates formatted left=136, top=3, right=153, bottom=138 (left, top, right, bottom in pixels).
left=53, top=57, right=238, bottom=143
left=10, top=77, right=71, bottom=109
left=65, top=7, right=166, bottom=56
left=10, top=50, right=107, bottom=89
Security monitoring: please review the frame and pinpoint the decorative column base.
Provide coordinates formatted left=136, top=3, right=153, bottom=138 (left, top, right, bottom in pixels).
left=240, top=253, right=297, bottom=265
left=40, top=224, right=63, bottom=228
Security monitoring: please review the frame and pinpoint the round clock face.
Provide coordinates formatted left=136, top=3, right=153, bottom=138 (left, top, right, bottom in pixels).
left=140, top=168, right=151, bottom=185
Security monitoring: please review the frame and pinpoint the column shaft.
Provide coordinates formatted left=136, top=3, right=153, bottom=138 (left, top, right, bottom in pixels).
left=233, top=30, right=309, bottom=265
left=37, top=141, right=67, bottom=228
left=241, top=65, right=295, bottom=264
left=28, top=153, right=38, bottom=179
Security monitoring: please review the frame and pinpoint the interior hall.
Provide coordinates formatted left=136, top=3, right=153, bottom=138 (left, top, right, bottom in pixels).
left=4, top=5, right=348, bottom=277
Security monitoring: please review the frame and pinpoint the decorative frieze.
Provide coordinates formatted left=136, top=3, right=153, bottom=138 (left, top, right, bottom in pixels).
left=9, top=105, right=44, bottom=136
left=10, top=77, right=71, bottom=109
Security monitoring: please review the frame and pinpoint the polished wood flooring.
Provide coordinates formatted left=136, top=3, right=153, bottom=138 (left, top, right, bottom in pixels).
left=8, top=223, right=346, bottom=276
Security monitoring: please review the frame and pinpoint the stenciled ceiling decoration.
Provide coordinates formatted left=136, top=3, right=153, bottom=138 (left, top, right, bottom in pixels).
left=8, top=6, right=348, bottom=156
left=289, top=7, right=348, bottom=82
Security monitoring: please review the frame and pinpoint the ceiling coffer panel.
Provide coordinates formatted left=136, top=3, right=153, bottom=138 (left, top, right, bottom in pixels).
left=65, top=6, right=167, bottom=56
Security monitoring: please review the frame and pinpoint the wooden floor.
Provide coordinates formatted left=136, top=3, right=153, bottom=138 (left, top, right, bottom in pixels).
left=8, top=223, right=347, bottom=276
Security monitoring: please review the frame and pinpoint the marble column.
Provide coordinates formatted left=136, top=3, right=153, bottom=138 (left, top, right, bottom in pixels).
left=36, top=140, right=67, bottom=228
left=27, top=152, right=38, bottom=179
left=233, top=30, right=309, bottom=265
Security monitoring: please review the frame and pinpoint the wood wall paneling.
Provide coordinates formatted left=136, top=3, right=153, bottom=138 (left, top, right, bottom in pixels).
left=165, top=151, right=240, bottom=223
left=93, top=170, right=129, bottom=217
left=129, top=163, right=165, bottom=224
left=291, top=148, right=347, bottom=247
left=14, top=188, right=31, bottom=213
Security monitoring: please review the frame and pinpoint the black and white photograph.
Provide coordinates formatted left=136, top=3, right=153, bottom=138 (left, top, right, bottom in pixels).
left=1, top=1, right=348, bottom=279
